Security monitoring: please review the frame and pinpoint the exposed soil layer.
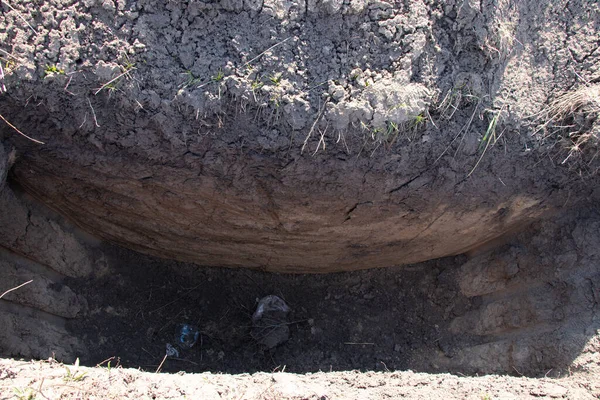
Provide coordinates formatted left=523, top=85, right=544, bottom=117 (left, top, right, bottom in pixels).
left=0, top=176, right=598, bottom=378
left=1, top=0, right=599, bottom=272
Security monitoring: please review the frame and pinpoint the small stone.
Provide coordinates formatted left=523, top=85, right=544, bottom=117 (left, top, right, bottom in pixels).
left=251, top=295, right=291, bottom=349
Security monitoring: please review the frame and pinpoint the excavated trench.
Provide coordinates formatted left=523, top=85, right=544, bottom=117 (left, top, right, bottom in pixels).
left=1, top=0, right=600, bottom=378
left=1, top=134, right=599, bottom=377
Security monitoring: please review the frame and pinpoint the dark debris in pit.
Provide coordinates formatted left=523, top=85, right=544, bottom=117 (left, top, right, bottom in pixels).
left=66, top=245, right=472, bottom=374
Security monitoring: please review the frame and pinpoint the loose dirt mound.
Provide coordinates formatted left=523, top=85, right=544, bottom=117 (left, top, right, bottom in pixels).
left=2, top=358, right=599, bottom=399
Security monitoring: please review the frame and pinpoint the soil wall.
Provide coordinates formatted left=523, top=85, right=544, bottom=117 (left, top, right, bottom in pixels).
left=1, top=0, right=599, bottom=272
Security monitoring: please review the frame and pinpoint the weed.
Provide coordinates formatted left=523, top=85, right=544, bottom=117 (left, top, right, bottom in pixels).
left=481, top=394, right=492, bottom=400
left=249, top=79, right=265, bottom=103
left=181, top=70, right=202, bottom=89
left=95, top=67, right=136, bottom=95
left=413, top=113, right=426, bottom=126
left=212, top=69, right=225, bottom=83
left=269, top=73, right=282, bottom=86
left=3, top=58, right=17, bottom=74
left=411, top=113, right=427, bottom=133
left=269, top=92, right=281, bottom=108
left=104, top=81, right=119, bottom=92
left=371, top=126, right=383, bottom=139
left=64, top=367, right=87, bottom=382
left=94, top=54, right=136, bottom=96
left=63, top=358, right=87, bottom=382
left=438, top=83, right=481, bottom=121
left=97, top=356, right=118, bottom=373
left=359, top=120, right=370, bottom=132
left=385, top=121, right=399, bottom=140
left=389, top=102, right=409, bottom=111
left=251, top=78, right=264, bottom=92
left=44, top=64, right=64, bottom=76
left=119, top=53, right=136, bottom=73
left=468, top=106, right=506, bottom=177
left=13, top=387, right=35, bottom=400
left=479, top=111, right=500, bottom=150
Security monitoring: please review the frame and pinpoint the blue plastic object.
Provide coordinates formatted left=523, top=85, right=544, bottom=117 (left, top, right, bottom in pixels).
left=177, top=324, right=199, bottom=349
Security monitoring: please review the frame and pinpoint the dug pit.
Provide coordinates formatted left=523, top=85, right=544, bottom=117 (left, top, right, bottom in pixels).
left=0, top=0, right=599, bottom=381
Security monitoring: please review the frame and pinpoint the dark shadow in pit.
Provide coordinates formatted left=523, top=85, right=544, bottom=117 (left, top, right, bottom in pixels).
left=1, top=124, right=598, bottom=378
left=65, top=211, right=600, bottom=378
left=67, top=246, right=471, bottom=375
left=1, top=173, right=598, bottom=378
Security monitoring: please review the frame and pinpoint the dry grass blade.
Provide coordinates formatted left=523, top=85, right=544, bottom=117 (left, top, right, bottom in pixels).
left=0, top=62, right=6, bottom=93
left=301, top=100, right=329, bottom=154
left=0, top=280, right=33, bottom=299
left=94, top=67, right=136, bottom=95
left=239, top=37, right=291, bottom=71
left=155, top=354, right=168, bottom=373
left=0, top=114, right=45, bottom=144
left=537, top=84, right=600, bottom=164
left=542, top=84, right=600, bottom=130
left=87, top=98, right=100, bottom=127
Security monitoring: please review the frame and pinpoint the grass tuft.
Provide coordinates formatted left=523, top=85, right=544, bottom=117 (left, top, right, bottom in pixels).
left=536, top=83, right=600, bottom=165
left=63, top=358, right=87, bottom=382
left=212, top=69, right=225, bottom=83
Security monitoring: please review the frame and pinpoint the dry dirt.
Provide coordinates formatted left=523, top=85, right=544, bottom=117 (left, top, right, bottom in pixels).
left=1, top=357, right=599, bottom=400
